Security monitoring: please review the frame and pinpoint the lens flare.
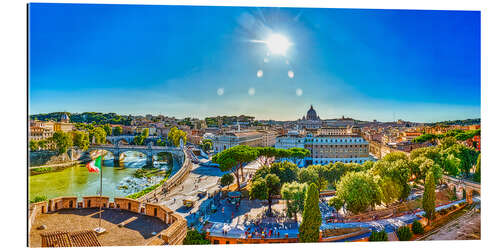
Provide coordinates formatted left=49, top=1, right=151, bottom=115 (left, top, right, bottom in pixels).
left=265, top=34, right=291, bottom=55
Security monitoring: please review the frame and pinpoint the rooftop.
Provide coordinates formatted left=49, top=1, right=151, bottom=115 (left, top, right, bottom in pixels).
left=30, top=208, right=169, bottom=247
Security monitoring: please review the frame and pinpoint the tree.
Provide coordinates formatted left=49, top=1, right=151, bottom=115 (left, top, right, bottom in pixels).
left=141, top=128, right=149, bottom=137
left=328, top=196, right=344, bottom=212
left=29, top=140, right=39, bottom=151
left=102, top=124, right=112, bottom=136
left=412, top=157, right=442, bottom=184
left=442, top=154, right=461, bottom=176
left=298, top=167, right=319, bottom=186
left=370, top=158, right=411, bottom=202
left=443, top=144, right=478, bottom=177
left=412, top=221, right=424, bottom=235
left=133, top=134, right=146, bottom=145
left=369, top=230, right=388, bottom=241
left=413, top=133, right=437, bottom=144
left=52, top=131, right=73, bottom=154
left=220, top=173, right=234, bottom=187
left=287, top=147, right=311, bottom=165
left=212, top=145, right=259, bottom=190
left=382, top=151, right=409, bottom=162
left=308, top=165, right=329, bottom=192
left=423, top=170, right=436, bottom=223
left=38, top=139, right=49, bottom=150
left=257, top=147, right=281, bottom=165
left=269, top=161, right=299, bottom=184
left=335, top=171, right=382, bottom=214
left=183, top=229, right=210, bottom=245
left=440, top=136, right=457, bottom=149
left=473, top=153, right=481, bottom=183
left=378, top=177, right=402, bottom=207
left=299, top=183, right=321, bottom=242
left=168, top=127, right=187, bottom=147
left=281, top=182, right=307, bottom=221
left=201, top=139, right=212, bottom=152
left=72, top=131, right=90, bottom=151
left=410, top=146, right=443, bottom=167
left=112, top=126, right=123, bottom=136
left=396, top=226, right=413, bottom=241
left=249, top=173, right=281, bottom=215
left=90, top=127, right=107, bottom=145
left=156, top=138, right=166, bottom=146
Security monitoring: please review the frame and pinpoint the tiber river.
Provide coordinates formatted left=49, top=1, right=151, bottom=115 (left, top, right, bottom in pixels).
left=29, top=152, right=179, bottom=200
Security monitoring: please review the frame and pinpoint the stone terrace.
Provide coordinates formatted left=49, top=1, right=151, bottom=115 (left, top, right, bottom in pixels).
left=29, top=208, right=169, bottom=247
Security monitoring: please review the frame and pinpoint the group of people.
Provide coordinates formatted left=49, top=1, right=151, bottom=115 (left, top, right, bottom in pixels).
left=244, top=221, right=295, bottom=239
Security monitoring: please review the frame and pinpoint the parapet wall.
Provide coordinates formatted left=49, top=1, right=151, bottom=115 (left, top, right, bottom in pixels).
left=29, top=196, right=187, bottom=245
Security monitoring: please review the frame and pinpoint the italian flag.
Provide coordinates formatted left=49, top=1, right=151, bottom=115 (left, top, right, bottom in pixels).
left=86, top=155, right=102, bottom=173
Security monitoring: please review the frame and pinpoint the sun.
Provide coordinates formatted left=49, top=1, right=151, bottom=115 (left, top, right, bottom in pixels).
left=265, top=34, right=291, bottom=55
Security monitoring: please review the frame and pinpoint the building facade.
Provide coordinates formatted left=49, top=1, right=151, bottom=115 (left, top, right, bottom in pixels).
left=212, top=130, right=277, bottom=153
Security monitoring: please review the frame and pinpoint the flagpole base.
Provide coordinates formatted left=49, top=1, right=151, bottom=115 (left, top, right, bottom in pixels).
left=94, top=227, right=106, bottom=235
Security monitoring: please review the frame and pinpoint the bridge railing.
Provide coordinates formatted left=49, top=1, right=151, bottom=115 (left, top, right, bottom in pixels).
left=443, top=175, right=481, bottom=190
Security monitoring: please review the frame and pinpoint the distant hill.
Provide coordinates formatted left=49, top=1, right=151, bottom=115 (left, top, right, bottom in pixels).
left=30, top=112, right=132, bottom=125
left=425, top=118, right=480, bottom=127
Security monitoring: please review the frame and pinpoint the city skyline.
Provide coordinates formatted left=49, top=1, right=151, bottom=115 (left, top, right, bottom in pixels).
left=29, top=4, right=480, bottom=123
left=29, top=107, right=480, bottom=124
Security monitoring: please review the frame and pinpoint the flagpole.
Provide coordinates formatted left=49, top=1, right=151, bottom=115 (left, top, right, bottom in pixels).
left=98, top=149, right=103, bottom=229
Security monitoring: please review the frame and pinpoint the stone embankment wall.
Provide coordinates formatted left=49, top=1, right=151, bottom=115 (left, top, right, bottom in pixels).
left=139, top=149, right=192, bottom=202
left=29, top=149, right=90, bottom=167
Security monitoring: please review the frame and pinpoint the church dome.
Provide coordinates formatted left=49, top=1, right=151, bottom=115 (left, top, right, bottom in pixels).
left=61, top=113, right=70, bottom=122
left=306, top=105, right=318, bottom=120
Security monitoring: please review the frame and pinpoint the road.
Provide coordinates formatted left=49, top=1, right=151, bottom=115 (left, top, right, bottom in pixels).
left=420, top=205, right=480, bottom=240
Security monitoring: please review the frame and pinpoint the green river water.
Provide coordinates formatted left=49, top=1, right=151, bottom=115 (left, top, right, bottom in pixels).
left=29, top=154, right=176, bottom=200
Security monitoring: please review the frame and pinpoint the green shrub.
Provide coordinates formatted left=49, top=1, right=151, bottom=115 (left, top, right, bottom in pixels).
left=411, top=221, right=424, bottom=235
left=30, top=195, right=48, bottom=204
left=396, top=226, right=413, bottom=241
left=126, top=179, right=167, bottom=199
left=183, top=229, right=210, bottom=245
left=369, top=230, right=388, bottom=241
left=30, top=167, right=53, bottom=175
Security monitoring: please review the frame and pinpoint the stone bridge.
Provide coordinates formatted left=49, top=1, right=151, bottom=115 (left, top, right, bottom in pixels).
left=89, top=143, right=183, bottom=166
left=105, top=135, right=161, bottom=145
left=443, top=175, right=481, bottom=204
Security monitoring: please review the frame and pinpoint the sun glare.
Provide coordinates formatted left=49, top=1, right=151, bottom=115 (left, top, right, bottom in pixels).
left=265, top=34, right=291, bottom=55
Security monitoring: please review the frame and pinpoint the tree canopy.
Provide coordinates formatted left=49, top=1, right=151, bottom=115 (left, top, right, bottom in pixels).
left=168, top=127, right=187, bottom=147
left=249, top=173, right=281, bottom=215
left=52, top=131, right=73, bottom=154
left=335, top=171, right=382, bottom=214
left=212, top=145, right=259, bottom=190
left=281, top=182, right=307, bottom=221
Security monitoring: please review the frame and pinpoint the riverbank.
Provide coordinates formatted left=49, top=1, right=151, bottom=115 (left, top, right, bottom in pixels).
left=30, top=161, right=85, bottom=175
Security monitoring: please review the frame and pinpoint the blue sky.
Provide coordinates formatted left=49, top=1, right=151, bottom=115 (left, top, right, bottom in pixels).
left=28, top=4, right=480, bottom=122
